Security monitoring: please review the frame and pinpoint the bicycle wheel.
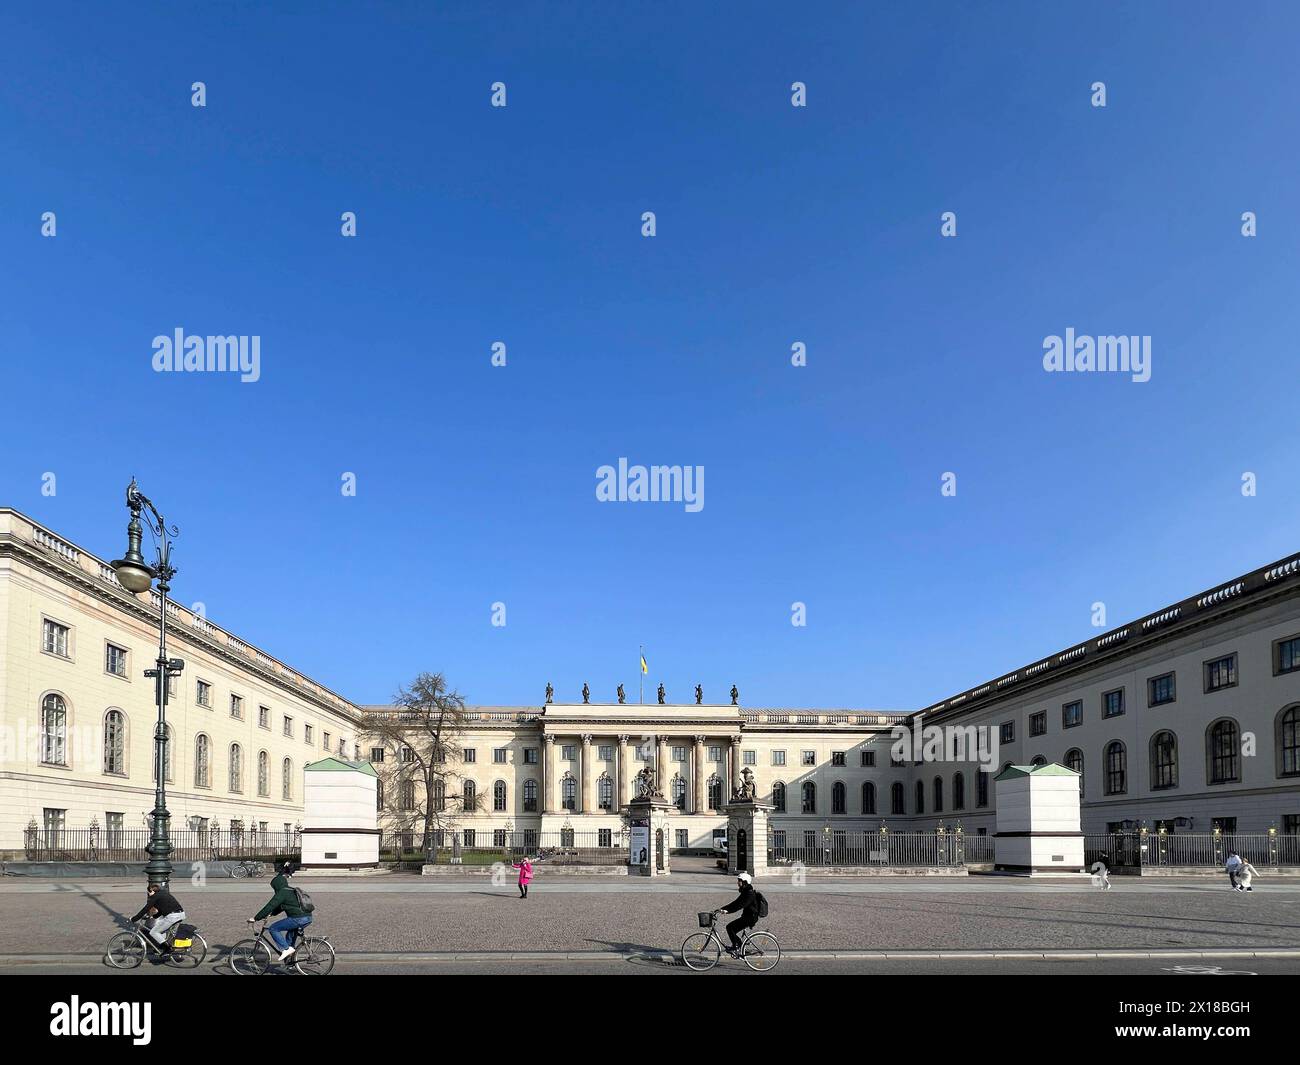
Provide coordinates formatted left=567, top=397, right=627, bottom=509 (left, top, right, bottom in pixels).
left=229, top=937, right=272, bottom=975
left=742, top=931, right=780, bottom=971
left=231, top=862, right=248, bottom=879
left=106, top=931, right=145, bottom=969
left=680, top=932, right=721, bottom=971
left=293, top=937, right=336, bottom=975
left=167, top=932, right=208, bottom=968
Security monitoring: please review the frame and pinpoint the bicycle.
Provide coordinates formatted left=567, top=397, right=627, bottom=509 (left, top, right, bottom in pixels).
left=229, top=919, right=336, bottom=975
left=230, top=858, right=266, bottom=879
left=681, top=911, right=780, bottom=971
left=106, top=919, right=209, bottom=969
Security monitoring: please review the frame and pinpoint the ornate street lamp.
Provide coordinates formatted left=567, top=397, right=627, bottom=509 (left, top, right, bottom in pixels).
left=110, top=479, right=184, bottom=887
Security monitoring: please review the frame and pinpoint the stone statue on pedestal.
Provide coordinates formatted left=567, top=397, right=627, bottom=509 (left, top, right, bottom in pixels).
left=730, top=684, right=739, bottom=706
left=634, top=765, right=659, bottom=798
left=733, top=765, right=757, bottom=801
left=617, top=684, right=626, bottom=704
left=581, top=683, right=590, bottom=704
left=545, top=682, right=553, bottom=704
left=657, top=683, right=666, bottom=705
left=695, top=684, right=703, bottom=705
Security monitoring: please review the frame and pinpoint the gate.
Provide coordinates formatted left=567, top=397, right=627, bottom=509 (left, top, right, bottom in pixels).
left=655, top=828, right=664, bottom=871
left=737, top=828, right=748, bottom=873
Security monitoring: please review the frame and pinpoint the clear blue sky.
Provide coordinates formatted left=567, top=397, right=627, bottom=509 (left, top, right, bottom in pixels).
left=3, top=3, right=1298, bottom=709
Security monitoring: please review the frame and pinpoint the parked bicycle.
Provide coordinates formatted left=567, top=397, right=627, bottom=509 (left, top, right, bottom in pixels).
left=230, top=858, right=267, bottom=879
left=106, top=919, right=209, bottom=969
left=229, top=919, right=336, bottom=975
left=681, top=911, right=780, bottom=971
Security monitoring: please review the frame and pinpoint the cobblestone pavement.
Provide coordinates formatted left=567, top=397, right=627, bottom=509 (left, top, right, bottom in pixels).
left=1, top=873, right=1298, bottom=958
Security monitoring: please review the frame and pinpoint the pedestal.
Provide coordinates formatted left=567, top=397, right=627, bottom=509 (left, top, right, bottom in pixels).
left=722, top=799, right=774, bottom=879
left=625, top=795, right=674, bottom=877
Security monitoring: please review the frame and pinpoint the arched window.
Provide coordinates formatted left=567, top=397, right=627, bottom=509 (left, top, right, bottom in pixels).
left=801, top=781, right=817, bottom=814
left=103, top=709, right=126, bottom=775
left=400, top=779, right=415, bottom=810
left=1104, top=741, right=1126, bottom=795
left=708, top=775, right=723, bottom=810
left=598, top=773, right=613, bottom=810
left=523, top=779, right=538, bottom=812
left=1064, top=748, right=1084, bottom=796
left=195, top=734, right=210, bottom=788
left=862, top=781, right=876, bottom=815
left=1207, top=719, right=1239, bottom=784
left=1030, top=755, right=1047, bottom=767
left=671, top=774, right=686, bottom=810
left=772, top=781, right=786, bottom=813
left=257, top=750, right=269, bottom=796
left=561, top=774, right=576, bottom=811
left=282, top=758, right=293, bottom=801
left=433, top=779, right=446, bottom=812
left=915, top=780, right=925, bottom=814
left=1278, top=706, right=1300, bottom=778
left=463, top=779, right=477, bottom=811
left=493, top=779, right=508, bottom=811
left=933, top=776, right=944, bottom=813
left=228, top=743, right=243, bottom=793
left=891, top=781, right=905, bottom=814
left=1150, top=731, right=1178, bottom=790
left=40, top=693, right=68, bottom=766
left=952, top=772, right=965, bottom=810
left=153, top=724, right=173, bottom=783
left=831, top=781, right=846, bottom=814
left=976, top=771, right=989, bottom=807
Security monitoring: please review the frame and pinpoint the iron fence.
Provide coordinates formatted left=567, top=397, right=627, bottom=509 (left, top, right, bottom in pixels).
left=1086, top=832, right=1300, bottom=870
left=389, top=829, right=626, bottom=867
left=22, top=827, right=300, bottom=864
left=767, top=830, right=970, bottom=867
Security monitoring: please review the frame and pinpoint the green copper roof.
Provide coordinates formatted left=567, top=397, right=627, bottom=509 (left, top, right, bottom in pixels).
left=304, top=757, right=378, bottom=776
left=994, top=762, right=1078, bottom=781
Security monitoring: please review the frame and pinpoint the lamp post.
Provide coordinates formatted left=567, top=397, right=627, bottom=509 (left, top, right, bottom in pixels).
left=110, top=479, right=184, bottom=887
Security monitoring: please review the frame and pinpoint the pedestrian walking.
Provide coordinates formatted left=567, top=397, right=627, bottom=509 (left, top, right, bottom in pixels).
left=1235, top=858, right=1259, bottom=892
left=1225, top=849, right=1243, bottom=890
left=512, top=856, right=534, bottom=898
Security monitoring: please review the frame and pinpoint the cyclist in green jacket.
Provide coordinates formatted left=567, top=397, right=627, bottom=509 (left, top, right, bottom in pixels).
left=248, top=862, right=312, bottom=961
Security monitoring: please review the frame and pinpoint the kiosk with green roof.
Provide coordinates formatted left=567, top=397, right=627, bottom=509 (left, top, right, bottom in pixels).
left=992, top=763, right=1087, bottom=876
left=301, top=757, right=380, bottom=868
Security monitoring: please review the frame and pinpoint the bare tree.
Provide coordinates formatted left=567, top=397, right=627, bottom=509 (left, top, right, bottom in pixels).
left=364, top=672, right=481, bottom=859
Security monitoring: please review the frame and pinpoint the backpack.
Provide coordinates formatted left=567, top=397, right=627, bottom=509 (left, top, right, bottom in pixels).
left=755, top=891, right=769, bottom=918
left=291, top=886, right=316, bottom=914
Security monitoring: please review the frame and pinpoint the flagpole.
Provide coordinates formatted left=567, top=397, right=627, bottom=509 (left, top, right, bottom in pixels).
left=639, top=645, right=643, bottom=705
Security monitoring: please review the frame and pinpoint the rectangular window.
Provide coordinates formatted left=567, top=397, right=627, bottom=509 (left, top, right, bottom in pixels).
left=42, top=619, right=70, bottom=658
left=43, top=808, right=66, bottom=846
left=370, top=747, right=385, bottom=762
left=743, top=750, right=756, bottom=765
left=1062, top=701, right=1082, bottom=729
left=672, top=746, right=687, bottom=762
left=860, top=750, right=876, bottom=767
left=1147, top=672, right=1176, bottom=706
left=493, top=829, right=507, bottom=848
left=323, top=731, right=331, bottom=751
left=196, top=680, right=212, bottom=707
left=230, top=694, right=244, bottom=719
left=802, top=750, right=816, bottom=766
left=562, top=744, right=576, bottom=761
left=708, top=745, right=722, bottom=761
left=523, top=748, right=538, bottom=765
left=999, top=721, right=1015, bottom=744
left=463, top=748, right=476, bottom=763
left=400, top=745, right=413, bottom=763
left=258, top=705, right=270, bottom=729
left=831, top=751, right=846, bottom=766
left=494, top=747, right=507, bottom=764
left=772, top=750, right=786, bottom=766
left=1102, top=689, right=1124, bottom=718
left=598, top=828, right=612, bottom=848
left=1204, top=653, right=1237, bottom=693
left=675, top=829, right=688, bottom=848
left=303, top=723, right=312, bottom=743
left=1283, top=815, right=1300, bottom=835
left=283, top=716, right=294, bottom=738
left=1029, top=711, right=1046, bottom=737
left=105, top=643, right=128, bottom=677
left=463, top=830, right=476, bottom=848
left=598, top=744, right=613, bottom=761
left=1275, top=636, right=1300, bottom=676
left=106, top=812, right=125, bottom=847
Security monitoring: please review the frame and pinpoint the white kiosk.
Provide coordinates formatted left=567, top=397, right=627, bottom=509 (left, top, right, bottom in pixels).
left=300, top=757, right=380, bottom=868
left=993, top=763, right=1087, bottom=876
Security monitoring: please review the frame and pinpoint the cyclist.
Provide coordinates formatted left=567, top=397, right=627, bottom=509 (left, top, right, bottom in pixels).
left=715, top=871, right=764, bottom=956
left=129, top=881, right=187, bottom=953
left=249, top=861, right=313, bottom=961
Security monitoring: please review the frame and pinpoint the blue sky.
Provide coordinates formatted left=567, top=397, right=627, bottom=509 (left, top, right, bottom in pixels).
left=2, top=2, right=1298, bottom=709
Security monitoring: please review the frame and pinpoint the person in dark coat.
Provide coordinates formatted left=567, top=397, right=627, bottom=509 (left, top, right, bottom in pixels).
left=716, top=872, right=762, bottom=955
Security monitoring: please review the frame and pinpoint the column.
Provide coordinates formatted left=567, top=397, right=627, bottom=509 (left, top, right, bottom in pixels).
left=617, top=735, right=629, bottom=807
left=580, top=734, right=592, bottom=814
left=729, top=736, right=742, bottom=799
left=542, top=735, right=555, bottom=814
left=693, top=735, right=706, bottom=814
left=656, top=735, right=668, bottom=795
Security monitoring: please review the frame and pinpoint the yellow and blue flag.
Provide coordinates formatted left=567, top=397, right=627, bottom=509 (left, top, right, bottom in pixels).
left=640, top=650, right=648, bottom=674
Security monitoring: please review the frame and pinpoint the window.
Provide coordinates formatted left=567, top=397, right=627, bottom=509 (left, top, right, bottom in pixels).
left=599, top=774, right=614, bottom=810
left=195, top=735, right=210, bottom=788
left=1204, top=654, right=1237, bottom=693
left=228, top=743, right=243, bottom=793
left=1150, top=731, right=1177, bottom=790
left=1000, top=721, right=1015, bottom=744
left=862, top=781, right=876, bottom=814
left=43, top=808, right=66, bottom=846
left=257, top=750, right=269, bottom=796
left=771, top=750, right=786, bottom=767
left=463, top=748, right=476, bottom=764
left=303, top=722, right=312, bottom=743
left=1064, top=748, right=1084, bottom=796
left=282, top=758, right=293, bottom=801
left=1276, top=636, right=1300, bottom=676
left=153, top=723, right=173, bottom=782
left=598, top=744, right=613, bottom=761
left=103, top=710, right=126, bottom=775
left=801, top=781, right=817, bottom=814
left=523, top=748, right=538, bottom=765
left=953, top=772, right=965, bottom=810
left=915, top=780, right=925, bottom=814
left=708, top=745, right=722, bottom=761
left=400, top=780, right=416, bottom=810
left=672, top=775, right=687, bottom=810
left=561, top=775, right=576, bottom=811
left=1031, top=755, right=1047, bottom=767
left=231, top=694, right=244, bottom=720
left=493, top=780, right=507, bottom=811
left=976, top=771, right=988, bottom=808
left=672, top=745, right=687, bottom=762
left=371, top=747, right=385, bottom=762
left=463, top=830, right=476, bottom=849
left=494, top=747, right=508, bottom=764
left=1102, top=689, right=1125, bottom=718
left=1104, top=741, right=1126, bottom=795
left=832, top=781, right=846, bottom=814
left=598, top=828, right=612, bottom=848
left=860, top=750, right=875, bottom=767
left=675, top=829, right=688, bottom=849
left=43, top=619, right=71, bottom=658
left=105, top=643, right=128, bottom=677
left=743, top=750, right=756, bottom=765
left=891, top=782, right=905, bottom=815
left=801, top=750, right=816, bottom=766
left=1279, top=706, right=1300, bottom=778
left=258, top=705, right=270, bottom=728
left=1148, top=672, right=1176, bottom=707
left=1062, top=701, right=1082, bottom=729
left=493, top=829, right=508, bottom=848
left=708, top=776, right=723, bottom=810
left=562, top=744, right=576, bottom=761
left=462, top=780, right=477, bottom=811
left=772, top=781, right=786, bottom=812
left=1284, top=814, right=1300, bottom=835
left=1207, top=719, right=1240, bottom=784
left=1211, top=817, right=1237, bottom=834
left=832, top=751, right=846, bottom=767
left=40, top=694, right=68, bottom=765
left=400, top=745, right=413, bottom=763
left=105, top=812, right=125, bottom=847
left=196, top=679, right=211, bottom=707
left=523, top=779, right=538, bottom=812
left=1029, top=711, right=1046, bottom=737
left=323, top=731, right=332, bottom=751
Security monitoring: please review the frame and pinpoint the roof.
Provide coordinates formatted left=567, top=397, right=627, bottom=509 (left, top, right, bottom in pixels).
left=994, top=763, right=1078, bottom=781
left=304, top=757, right=377, bottom=776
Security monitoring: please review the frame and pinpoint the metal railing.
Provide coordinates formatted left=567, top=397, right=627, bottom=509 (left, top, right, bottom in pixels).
left=767, top=830, right=972, bottom=867
left=22, top=827, right=300, bottom=863
left=387, top=829, right=626, bottom=867
left=1085, top=832, right=1300, bottom=870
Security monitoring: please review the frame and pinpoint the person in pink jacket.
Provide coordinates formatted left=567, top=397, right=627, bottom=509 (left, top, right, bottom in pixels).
left=511, top=857, right=534, bottom=898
